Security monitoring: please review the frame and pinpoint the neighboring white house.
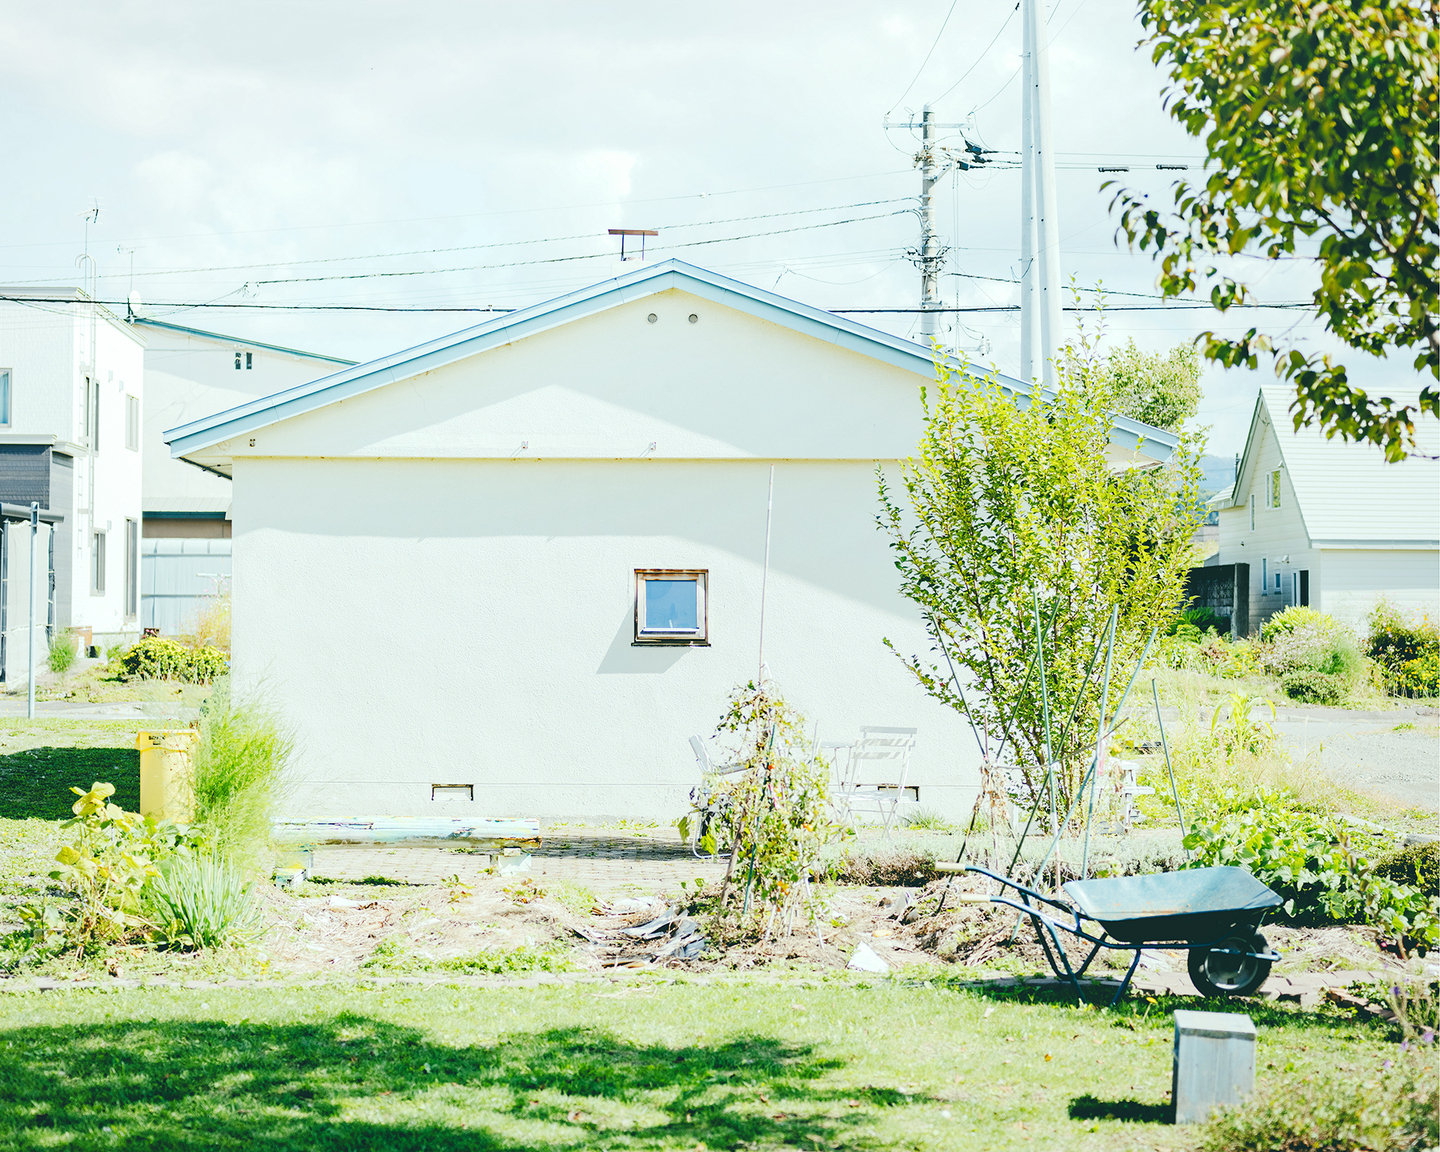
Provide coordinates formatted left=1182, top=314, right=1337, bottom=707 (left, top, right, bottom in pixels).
left=166, top=260, right=1177, bottom=823
left=132, top=317, right=352, bottom=634
left=0, top=288, right=145, bottom=652
left=1208, top=384, right=1439, bottom=632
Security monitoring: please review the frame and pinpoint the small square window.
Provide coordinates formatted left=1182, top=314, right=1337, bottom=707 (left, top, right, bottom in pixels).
left=634, top=569, right=708, bottom=644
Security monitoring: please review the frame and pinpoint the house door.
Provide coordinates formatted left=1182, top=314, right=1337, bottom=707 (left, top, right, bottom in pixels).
left=1299, top=570, right=1310, bottom=607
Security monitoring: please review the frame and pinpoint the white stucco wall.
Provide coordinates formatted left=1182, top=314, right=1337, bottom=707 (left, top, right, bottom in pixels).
left=232, top=455, right=981, bottom=823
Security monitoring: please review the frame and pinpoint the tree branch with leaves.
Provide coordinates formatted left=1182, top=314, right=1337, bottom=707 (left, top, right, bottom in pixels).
left=1110, top=0, right=1438, bottom=461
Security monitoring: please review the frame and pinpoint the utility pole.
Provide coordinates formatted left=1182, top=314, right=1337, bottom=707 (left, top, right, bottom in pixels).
left=27, top=503, right=37, bottom=720
left=917, top=106, right=943, bottom=341
left=886, top=107, right=990, bottom=344
left=1020, top=0, right=1062, bottom=387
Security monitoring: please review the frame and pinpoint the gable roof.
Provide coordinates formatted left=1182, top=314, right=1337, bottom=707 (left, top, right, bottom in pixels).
left=132, top=317, right=355, bottom=365
left=1212, top=384, right=1439, bottom=547
left=164, top=259, right=1177, bottom=461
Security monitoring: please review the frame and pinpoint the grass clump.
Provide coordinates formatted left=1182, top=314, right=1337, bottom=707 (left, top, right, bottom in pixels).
left=191, top=679, right=292, bottom=865
left=46, top=631, right=78, bottom=675
left=364, top=937, right=574, bottom=975
left=147, top=854, right=262, bottom=951
left=1199, top=1051, right=1438, bottom=1152
left=830, top=846, right=939, bottom=887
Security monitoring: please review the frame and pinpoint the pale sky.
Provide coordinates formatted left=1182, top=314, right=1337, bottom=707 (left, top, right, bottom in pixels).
left=0, top=0, right=1400, bottom=456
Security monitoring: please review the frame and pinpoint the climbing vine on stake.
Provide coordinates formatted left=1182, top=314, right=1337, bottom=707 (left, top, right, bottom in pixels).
left=707, top=680, right=844, bottom=944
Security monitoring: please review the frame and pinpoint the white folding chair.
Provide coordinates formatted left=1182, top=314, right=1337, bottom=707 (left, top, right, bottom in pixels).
left=689, top=735, right=746, bottom=778
left=835, top=726, right=917, bottom=837
left=1113, top=759, right=1154, bottom=828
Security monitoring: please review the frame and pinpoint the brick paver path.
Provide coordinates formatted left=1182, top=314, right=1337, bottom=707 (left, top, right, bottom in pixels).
left=307, top=826, right=727, bottom=895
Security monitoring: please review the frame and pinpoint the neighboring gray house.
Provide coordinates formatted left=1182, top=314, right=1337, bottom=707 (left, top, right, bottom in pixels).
left=132, top=317, right=352, bottom=634
left=1207, top=384, right=1439, bottom=632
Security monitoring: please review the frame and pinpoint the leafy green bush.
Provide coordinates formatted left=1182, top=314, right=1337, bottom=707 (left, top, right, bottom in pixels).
left=147, top=854, right=262, bottom=951
left=15, top=782, right=208, bottom=958
left=1280, top=669, right=1347, bottom=705
left=1368, top=600, right=1440, bottom=697
left=1375, top=842, right=1440, bottom=895
left=1184, top=797, right=1440, bottom=952
left=1169, top=606, right=1227, bottom=636
left=192, top=680, right=292, bottom=866
left=114, top=636, right=228, bottom=683
left=1199, top=1051, right=1438, bottom=1152
left=46, top=631, right=77, bottom=675
left=1259, top=605, right=1333, bottom=643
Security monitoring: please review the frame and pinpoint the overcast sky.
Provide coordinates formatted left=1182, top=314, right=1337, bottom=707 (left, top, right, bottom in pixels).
left=0, top=0, right=1398, bottom=456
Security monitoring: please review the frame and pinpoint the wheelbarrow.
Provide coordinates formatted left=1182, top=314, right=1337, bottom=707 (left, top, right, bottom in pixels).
left=965, top=865, right=1283, bottom=1006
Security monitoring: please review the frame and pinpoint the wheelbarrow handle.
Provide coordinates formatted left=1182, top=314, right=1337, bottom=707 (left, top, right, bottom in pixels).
left=964, top=866, right=1076, bottom=915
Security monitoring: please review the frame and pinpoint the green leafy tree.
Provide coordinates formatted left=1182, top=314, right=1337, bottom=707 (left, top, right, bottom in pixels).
left=878, top=349, right=1203, bottom=808
left=1110, top=0, right=1438, bottom=461
left=1102, top=338, right=1203, bottom=431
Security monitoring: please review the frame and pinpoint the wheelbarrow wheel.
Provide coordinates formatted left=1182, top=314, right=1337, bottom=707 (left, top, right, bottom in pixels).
left=1188, top=932, right=1271, bottom=998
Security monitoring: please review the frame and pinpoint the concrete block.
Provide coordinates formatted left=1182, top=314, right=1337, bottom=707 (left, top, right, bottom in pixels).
left=1172, top=1010, right=1256, bottom=1124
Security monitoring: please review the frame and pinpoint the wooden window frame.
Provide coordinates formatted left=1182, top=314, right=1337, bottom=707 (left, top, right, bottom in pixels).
left=633, top=569, right=709, bottom=646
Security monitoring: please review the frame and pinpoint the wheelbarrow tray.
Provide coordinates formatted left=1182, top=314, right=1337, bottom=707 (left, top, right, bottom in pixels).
left=1062, top=866, right=1283, bottom=945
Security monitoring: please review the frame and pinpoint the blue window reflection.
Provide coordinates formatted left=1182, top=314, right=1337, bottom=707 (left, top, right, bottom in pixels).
left=646, top=579, right=698, bottom=630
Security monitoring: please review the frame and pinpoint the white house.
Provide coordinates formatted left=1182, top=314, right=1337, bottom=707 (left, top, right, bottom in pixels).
left=166, top=260, right=1177, bottom=823
left=132, top=317, right=352, bottom=634
left=1208, top=384, right=1439, bottom=632
left=0, top=287, right=145, bottom=652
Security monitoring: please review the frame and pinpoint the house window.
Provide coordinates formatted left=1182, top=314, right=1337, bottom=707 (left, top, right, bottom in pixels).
left=124, top=519, right=138, bottom=618
left=1250, top=494, right=1255, bottom=530
left=634, top=569, right=708, bottom=644
left=1270, top=469, right=1282, bottom=508
left=234, top=351, right=253, bottom=370
left=0, top=369, right=11, bottom=426
left=1261, top=557, right=1267, bottom=593
left=1275, top=571, right=1282, bottom=593
left=125, top=395, right=139, bottom=451
left=91, top=531, right=106, bottom=595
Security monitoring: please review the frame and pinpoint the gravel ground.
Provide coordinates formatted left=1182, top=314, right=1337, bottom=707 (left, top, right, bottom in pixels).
left=1269, top=705, right=1440, bottom=812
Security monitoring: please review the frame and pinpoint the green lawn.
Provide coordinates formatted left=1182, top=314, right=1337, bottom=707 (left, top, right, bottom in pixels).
left=0, top=980, right=1405, bottom=1151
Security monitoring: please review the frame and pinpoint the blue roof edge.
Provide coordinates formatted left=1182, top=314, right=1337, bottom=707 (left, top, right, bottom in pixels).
left=164, top=258, right=1178, bottom=461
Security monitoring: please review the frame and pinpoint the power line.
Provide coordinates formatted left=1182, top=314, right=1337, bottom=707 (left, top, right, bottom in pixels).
left=930, top=2, right=1019, bottom=107
left=0, top=169, right=915, bottom=253
left=250, top=211, right=910, bottom=287
left=889, top=0, right=961, bottom=114
left=62, top=199, right=912, bottom=283
left=0, top=293, right=1317, bottom=316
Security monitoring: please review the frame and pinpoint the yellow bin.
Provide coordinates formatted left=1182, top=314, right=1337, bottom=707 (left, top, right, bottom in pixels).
left=136, top=729, right=199, bottom=823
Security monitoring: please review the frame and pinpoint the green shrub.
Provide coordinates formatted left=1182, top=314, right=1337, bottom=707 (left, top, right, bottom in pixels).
left=147, top=854, right=262, bottom=950
left=1375, top=842, right=1440, bottom=896
left=1368, top=600, right=1440, bottom=697
left=1184, top=798, right=1440, bottom=951
left=15, top=782, right=208, bottom=958
left=46, top=631, right=77, bottom=675
left=192, top=679, right=292, bottom=866
left=115, top=636, right=228, bottom=683
left=1260, top=605, right=1335, bottom=643
left=1281, top=669, right=1347, bottom=705
left=1170, top=606, right=1227, bottom=636
left=1199, top=1051, right=1438, bottom=1152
